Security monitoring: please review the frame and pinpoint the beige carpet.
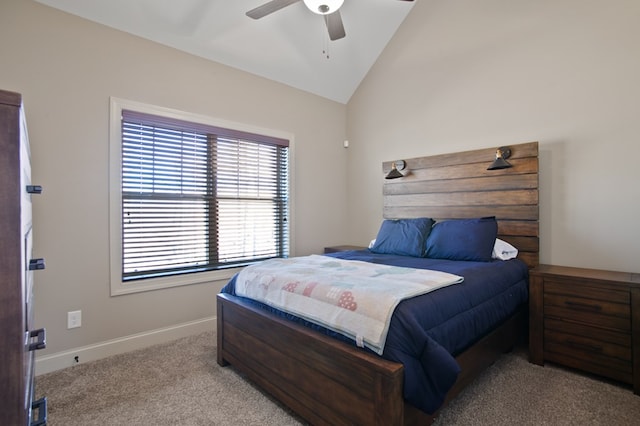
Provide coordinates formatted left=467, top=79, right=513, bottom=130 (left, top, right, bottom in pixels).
left=36, top=331, right=640, bottom=425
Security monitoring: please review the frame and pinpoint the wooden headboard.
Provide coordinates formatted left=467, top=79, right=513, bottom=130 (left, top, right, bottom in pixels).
left=383, top=141, right=539, bottom=268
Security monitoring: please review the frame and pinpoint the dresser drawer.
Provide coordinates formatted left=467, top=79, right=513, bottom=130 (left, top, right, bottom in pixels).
left=544, top=330, right=633, bottom=383
left=25, top=227, right=35, bottom=330
left=544, top=279, right=629, bottom=304
left=543, top=293, right=630, bottom=331
left=544, top=317, right=631, bottom=347
left=544, top=345, right=632, bottom=384
left=544, top=327, right=631, bottom=361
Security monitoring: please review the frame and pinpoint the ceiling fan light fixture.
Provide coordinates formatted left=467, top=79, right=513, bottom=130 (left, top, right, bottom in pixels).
left=303, top=0, right=344, bottom=15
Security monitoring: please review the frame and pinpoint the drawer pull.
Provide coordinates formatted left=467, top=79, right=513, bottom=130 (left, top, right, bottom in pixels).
left=28, top=328, right=47, bottom=351
left=26, top=185, right=43, bottom=194
left=31, top=396, right=47, bottom=426
left=29, top=258, right=46, bottom=270
left=564, top=300, right=602, bottom=312
left=566, top=339, right=603, bottom=353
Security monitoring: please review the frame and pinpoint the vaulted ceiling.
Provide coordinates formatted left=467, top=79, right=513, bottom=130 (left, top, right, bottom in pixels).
left=35, top=0, right=415, bottom=103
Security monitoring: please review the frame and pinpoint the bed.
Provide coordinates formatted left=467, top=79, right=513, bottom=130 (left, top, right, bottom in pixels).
left=216, top=141, right=539, bottom=425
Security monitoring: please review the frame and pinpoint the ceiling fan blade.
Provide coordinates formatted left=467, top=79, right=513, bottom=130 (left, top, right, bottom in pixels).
left=246, top=0, right=301, bottom=19
left=324, top=10, right=346, bottom=41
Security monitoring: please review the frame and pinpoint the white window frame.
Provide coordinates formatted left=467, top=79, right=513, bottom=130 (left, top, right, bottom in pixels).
left=109, top=97, right=295, bottom=296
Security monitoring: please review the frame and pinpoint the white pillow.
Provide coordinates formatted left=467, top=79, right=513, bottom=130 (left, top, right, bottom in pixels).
left=492, top=238, right=518, bottom=260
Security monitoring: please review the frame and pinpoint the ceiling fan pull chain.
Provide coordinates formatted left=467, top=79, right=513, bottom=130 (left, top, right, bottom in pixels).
left=321, top=19, right=330, bottom=59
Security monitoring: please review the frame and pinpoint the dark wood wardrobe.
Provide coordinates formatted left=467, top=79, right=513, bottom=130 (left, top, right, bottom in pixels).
left=0, top=89, right=47, bottom=425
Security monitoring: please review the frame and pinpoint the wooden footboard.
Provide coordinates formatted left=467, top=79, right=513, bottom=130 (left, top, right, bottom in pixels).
left=217, top=292, right=527, bottom=425
left=217, top=293, right=405, bottom=425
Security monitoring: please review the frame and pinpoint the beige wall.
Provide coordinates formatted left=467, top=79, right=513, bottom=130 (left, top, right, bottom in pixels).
left=347, top=0, right=640, bottom=273
left=0, top=0, right=348, bottom=355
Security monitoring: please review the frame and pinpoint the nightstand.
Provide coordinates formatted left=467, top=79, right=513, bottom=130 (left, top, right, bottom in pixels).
left=529, top=264, right=640, bottom=394
left=324, top=245, right=367, bottom=254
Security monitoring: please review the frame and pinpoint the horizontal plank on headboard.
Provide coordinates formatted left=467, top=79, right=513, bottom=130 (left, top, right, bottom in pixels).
left=385, top=190, right=538, bottom=209
left=384, top=157, right=538, bottom=186
left=382, top=141, right=539, bottom=268
left=383, top=205, right=538, bottom=221
left=384, top=141, right=538, bottom=171
left=384, top=173, right=538, bottom=195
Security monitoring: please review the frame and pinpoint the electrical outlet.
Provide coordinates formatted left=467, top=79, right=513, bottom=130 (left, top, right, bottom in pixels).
left=67, top=310, right=82, bottom=329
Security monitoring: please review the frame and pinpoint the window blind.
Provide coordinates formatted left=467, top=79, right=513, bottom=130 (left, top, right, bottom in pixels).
left=121, top=110, right=289, bottom=281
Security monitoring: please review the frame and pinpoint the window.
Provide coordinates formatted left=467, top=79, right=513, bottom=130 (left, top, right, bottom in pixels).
left=109, top=99, right=292, bottom=295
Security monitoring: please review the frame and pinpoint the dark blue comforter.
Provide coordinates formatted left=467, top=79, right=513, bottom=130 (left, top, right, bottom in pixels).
left=220, top=250, right=528, bottom=414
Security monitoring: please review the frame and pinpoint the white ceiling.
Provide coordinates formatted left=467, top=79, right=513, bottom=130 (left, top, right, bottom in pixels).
left=35, top=0, right=415, bottom=104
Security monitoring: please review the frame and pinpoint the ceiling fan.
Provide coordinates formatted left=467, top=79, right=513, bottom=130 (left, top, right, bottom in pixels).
left=246, top=0, right=415, bottom=41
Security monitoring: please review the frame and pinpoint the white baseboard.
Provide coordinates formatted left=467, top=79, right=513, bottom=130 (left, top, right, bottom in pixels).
left=35, top=316, right=216, bottom=376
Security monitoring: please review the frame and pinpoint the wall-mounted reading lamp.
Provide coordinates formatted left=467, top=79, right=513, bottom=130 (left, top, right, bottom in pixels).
left=385, top=160, right=407, bottom=179
left=487, top=147, right=513, bottom=170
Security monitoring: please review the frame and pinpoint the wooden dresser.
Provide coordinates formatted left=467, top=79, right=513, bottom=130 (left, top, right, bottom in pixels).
left=529, top=264, right=640, bottom=394
left=0, top=90, right=47, bottom=425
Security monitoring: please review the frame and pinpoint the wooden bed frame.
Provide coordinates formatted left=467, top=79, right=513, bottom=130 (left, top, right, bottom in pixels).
left=217, top=141, right=539, bottom=425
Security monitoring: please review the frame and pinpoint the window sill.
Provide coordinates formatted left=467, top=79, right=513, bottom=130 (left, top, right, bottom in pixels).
left=110, top=267, right=241, bottom=296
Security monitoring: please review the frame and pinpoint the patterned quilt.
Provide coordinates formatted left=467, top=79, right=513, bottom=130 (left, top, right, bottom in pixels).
left=234, top=255, right=463, bottom=355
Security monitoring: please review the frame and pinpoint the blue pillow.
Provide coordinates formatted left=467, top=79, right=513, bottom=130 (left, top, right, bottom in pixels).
left=370, top=218, right=434, bottom=257
left=424, top=217, right=498, bottom=262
